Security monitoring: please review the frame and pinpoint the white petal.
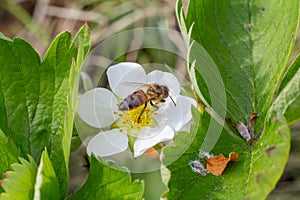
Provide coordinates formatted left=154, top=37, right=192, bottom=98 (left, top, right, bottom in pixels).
left=179, top=120, right=194, bottom=132
left=78, top=88, right=119, bottom=128
left=87, top=129, right=128, bottom=157
left=146, top=70, right=181, bottom=97
left=107, top=62, right=147, bottom=98
left=165, top=95, right=197, bottom=132
left=134, top=125, right=174, bottom=157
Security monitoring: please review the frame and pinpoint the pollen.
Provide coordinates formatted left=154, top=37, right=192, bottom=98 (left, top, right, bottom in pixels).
left=117, top=104, right=154, bottom=131
left=128, top=105, right=152, bottom=128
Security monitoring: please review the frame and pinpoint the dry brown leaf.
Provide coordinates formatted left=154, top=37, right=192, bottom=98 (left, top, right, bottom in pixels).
left=250, top=113, right=259, bottom=123
left=205, top=152, right=239, bottom=176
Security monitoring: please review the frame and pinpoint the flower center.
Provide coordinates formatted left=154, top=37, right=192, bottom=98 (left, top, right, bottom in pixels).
left=128, top=106, right=152, bottom=126
left=116, top=104, right=155, bottom=132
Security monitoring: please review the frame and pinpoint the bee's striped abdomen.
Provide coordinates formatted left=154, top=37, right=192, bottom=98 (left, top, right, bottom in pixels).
left=119, top=90, right=147, bottom=111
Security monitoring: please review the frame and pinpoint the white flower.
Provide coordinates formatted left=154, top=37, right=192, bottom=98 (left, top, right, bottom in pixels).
left=78, top=62, right=197, bottom=157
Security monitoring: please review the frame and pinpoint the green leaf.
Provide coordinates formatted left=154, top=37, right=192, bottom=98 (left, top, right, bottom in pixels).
left=60, top=24, right=90, bottom=196
left=29, top=32, right=73, bottom=197
left=0, top=150, right=60, bottom=200
left=167, top=1, right=297, bottom=199
left=180, top=0, right=299, bottom=127
left=70, top=136, right=82, bottom=152
left=277, top=53, right=300, bottom=94
left=64, top=23, right=91, bottom=176
left=271, top=64, right=300, bottom=124
left=0, top=129, right=19, bottom=182
left=70, top=24, right=91, bottom=63
left=0, top=37, right=41, bottom=156
left=163, top=109, right=290, bottom=199
left=68, top=155, right=144, bottom=200
left=34, top=149, right=60, bottom=200
left=69, top=24, right=91, bottom=110
left=0, top=25, right=91, bottom=197
left=0, top=156, right=37, bottom=200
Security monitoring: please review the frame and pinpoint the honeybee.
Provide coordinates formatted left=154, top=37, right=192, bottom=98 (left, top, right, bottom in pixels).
left=119, top=83, right=176, bottom=123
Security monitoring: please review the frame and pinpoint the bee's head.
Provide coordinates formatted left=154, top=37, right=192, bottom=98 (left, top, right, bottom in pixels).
left=148, top=84, right=168, bottom=97
left=160, top=85, right=176, bottom=106
left=161, top=85, right=169, bottom=98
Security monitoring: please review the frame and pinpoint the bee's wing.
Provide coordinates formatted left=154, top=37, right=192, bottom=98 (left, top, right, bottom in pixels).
left=120, top=82, right=147, bottom=89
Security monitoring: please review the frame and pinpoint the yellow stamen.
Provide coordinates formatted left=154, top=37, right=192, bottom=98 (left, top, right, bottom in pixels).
left=117, top=104, right=154, bottom=131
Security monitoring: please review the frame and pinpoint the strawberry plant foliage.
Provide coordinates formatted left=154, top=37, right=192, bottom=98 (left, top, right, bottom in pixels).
left=0, top=26, right=90, bottom=198
left=0, top=156, right=38, bottom=200
left=0, top=129, right=19, bottom=185
left=0, top=25, right=146, bottom=199
left=162, top=0, right=299, bottom=199
left=271, top=54, right=300, bottom=124
left=0, top=150, right=60, bottom=200
left=182, top=0, right=299, bottom=126
left=68, top=156, right=144, bottom=200
left=163, top=108, right=290, bottom=199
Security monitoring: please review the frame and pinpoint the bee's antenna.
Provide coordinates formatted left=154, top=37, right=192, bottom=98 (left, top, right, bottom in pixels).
left=169, top=96, right=176, bottom=106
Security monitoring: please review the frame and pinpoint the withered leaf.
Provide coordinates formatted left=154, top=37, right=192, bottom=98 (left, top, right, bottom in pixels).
left=205, top=152, right=239, bottom=176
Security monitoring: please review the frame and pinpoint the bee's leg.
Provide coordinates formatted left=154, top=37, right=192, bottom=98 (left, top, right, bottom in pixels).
left=150, top=100, right=159, bottom=110
left=138, top=102, right=147, bottom=123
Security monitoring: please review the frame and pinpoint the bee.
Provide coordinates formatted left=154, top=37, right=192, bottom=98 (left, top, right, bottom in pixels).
left=119, top=83, right=176, bottom=123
